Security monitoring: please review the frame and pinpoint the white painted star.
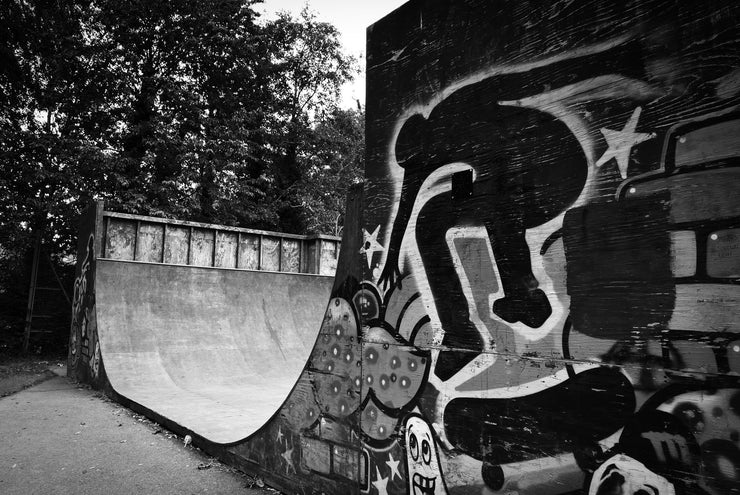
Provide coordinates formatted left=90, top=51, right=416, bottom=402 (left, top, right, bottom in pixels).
left=372, top=466, right=389, bottom=495
left=281, top=446, right=295, bottom=474
left=361, top=225, right=385, bottom=268
left=595, top=106, right=656, bottom=179
left=276, top=426, right=283, bottom=443
left=389, top=47, right=406, bottom=62
left=385, top=453, right=402, bottom=481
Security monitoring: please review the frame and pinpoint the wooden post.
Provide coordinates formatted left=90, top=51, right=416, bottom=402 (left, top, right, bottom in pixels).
left=258, top=235, right=263, bottom=270
left=278, top=238, right=283, bottom=272
left=212, top=229, right=218, bottom=267
left=162, top=224, right=168, bottom=263
left=187, top=227, right=193, bottom=265
left=133, top=220, right=141, bottom=261
left=235, top=233, right=241, bottom=269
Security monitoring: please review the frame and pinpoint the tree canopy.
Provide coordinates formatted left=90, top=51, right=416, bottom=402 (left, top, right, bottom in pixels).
left=0, top=0, right=364, bottom=351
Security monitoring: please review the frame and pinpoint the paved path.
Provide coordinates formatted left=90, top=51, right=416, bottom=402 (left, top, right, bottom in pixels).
left=0, top=370, right=278, bottom=495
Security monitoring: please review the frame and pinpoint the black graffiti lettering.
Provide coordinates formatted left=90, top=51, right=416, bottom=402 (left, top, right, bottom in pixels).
left=641, top=431, right=691, bottom=464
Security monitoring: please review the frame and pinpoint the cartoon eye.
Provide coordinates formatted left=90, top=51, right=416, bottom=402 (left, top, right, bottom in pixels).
left=422, top=439, right=431, bottom=464
left=409, top=433, right=419, bottom=461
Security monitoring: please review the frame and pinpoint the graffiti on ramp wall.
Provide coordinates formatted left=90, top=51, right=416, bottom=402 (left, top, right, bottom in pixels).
left=68, top=205, right=105, bottom=386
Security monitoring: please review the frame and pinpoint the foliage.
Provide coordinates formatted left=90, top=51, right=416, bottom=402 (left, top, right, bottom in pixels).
left=0, top=0, right=364, bottom=352
left=296, top=107, right=365, bottom=236
left=263, top=7, right=358, bottom=233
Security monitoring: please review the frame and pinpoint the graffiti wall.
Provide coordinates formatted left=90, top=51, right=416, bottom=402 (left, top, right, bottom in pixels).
left=68, top=202, right=107, bottom=387
left=230, top=1, right=740, bottom=494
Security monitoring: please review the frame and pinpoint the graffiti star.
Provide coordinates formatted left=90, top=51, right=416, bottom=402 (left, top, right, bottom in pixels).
left=372, top=466, right=390, bottom=495
left=385, top=453, right=402, bottom=481
left=281, top=446, right=295, bottom=474
left=361, top=225, right=385, bottom=268
left=595, top=106, right=656, bottom=179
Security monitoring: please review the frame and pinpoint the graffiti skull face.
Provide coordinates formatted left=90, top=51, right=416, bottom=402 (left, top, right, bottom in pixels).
left=589, top=454, right=676, bottom=495
left=404, top=414, right=447, bottom=495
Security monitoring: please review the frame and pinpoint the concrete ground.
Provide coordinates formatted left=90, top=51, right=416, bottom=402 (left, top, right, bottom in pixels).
left=0, top=367, right=280, bottom=495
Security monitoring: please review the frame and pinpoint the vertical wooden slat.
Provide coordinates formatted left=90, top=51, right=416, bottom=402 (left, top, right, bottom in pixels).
left=212, top=229, right=218, bottom=267
left=258, top=235, right=263, bottom=270
left=102, top=215, right=109, bottom=258
left=278, top=238, right=283, bottom=272
left=93, top=201, right=105, bottom=259
left=187, top=227, right=193, bottom=265
left=133, top=220, right=141, bottom=261
left=300, top=239, right=305, bottom=273
left=235, top=232, right=241, bottom=269
left=162, top=224, right=167, bottom=263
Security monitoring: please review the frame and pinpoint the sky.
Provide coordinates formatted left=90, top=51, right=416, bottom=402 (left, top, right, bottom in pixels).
left=259, top=0, right=409, bottom=108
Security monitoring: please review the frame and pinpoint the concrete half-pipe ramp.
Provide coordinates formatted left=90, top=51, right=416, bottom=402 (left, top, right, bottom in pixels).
left=68, top=206, right=337, bottom=446
left=95, top=260, right=331, bottom=444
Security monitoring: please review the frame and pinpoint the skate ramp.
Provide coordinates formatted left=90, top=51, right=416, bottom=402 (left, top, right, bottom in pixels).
left=95, top=259, right=332, bottom=444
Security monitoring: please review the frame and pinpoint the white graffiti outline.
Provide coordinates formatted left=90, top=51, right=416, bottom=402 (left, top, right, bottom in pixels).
left=378, top=37, right=666, bottom=398
left=381, top=31, right=642, bottom=262
left=70, top=233, right=95, bottom=365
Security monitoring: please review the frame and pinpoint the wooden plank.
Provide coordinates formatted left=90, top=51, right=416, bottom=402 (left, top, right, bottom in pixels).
left=105, top=218, right=136, bottom=260
left=238, top=234, right=260, bottom=270
left=133, top=221, right=140, bottom=261
left=191, top=228, right=215, bottom=267
left=135, top=222, right=164, bottom=263
left=261, top=236, right=280, bottom=272
left=319, top=240, right=339, bottom=276
left=163, top=226, right=189, bottom=265
left=187, top=227, right=193, bottom=265
left=282, top=239, right=300, bottom=273
left=215, top=231, right=238, bottom=268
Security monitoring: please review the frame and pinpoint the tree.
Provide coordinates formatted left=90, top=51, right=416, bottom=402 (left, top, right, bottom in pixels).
left=79, top=0, right=274, bottom=225
left=0, top=0, right=92, bottom=255
left=296, top=107, right=364, bottom=236
left=0, top=0, right=93, bottom=352
left=263, top=7, right=358, bottom=232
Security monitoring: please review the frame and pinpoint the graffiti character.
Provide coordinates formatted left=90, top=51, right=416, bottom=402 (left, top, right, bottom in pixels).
left=588, top=454, right=676, bottom=495
left=381, top=91, right=583, bottom=380
left=404, top=414, right=448, bottom=495
left=377, top=38, right=658, bottom=380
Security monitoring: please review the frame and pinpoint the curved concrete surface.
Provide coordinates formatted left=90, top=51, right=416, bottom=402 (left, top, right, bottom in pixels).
left=95, top=259, right=332, bottom=444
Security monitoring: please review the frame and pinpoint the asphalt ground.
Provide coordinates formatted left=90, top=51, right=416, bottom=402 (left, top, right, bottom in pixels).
left=0, top=367, right=280, bottom=495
